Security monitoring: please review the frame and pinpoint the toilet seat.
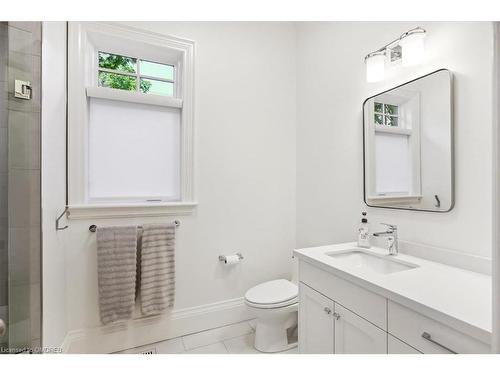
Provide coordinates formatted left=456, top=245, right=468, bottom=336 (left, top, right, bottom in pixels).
left=245, top=298, right=298, bottom=309
left=245, top=279, right=298, bottom=309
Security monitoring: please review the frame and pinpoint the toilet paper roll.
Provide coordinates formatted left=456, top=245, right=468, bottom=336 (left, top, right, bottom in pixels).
left=224, top=255, right=240, bottom=265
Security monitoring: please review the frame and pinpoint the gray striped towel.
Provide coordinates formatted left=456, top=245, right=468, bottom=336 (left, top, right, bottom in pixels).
left=96, top=226, right=138, bottom=325
left=140, top=223, right=176, bottom=316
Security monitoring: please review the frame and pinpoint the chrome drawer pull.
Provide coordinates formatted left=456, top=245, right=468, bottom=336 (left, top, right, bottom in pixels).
left=421, top=332, right=457, bottom=354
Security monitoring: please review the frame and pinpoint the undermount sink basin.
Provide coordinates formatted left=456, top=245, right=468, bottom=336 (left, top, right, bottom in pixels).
left=325, top=249, right=419, bottom=274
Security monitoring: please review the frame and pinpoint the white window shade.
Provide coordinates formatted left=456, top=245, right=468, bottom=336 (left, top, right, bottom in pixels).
left=374, top=133, right=410, bottom=195
left=88, top=98, right=181, bottom=202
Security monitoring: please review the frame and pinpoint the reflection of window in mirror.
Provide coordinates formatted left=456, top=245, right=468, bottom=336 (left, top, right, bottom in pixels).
left=368, top=93, right=422, bottom=204
left=374, top=102, right=399, bottom=127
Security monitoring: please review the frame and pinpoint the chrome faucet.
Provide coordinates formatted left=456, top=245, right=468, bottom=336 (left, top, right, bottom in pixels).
left=372, top=223, right=398, bottom=256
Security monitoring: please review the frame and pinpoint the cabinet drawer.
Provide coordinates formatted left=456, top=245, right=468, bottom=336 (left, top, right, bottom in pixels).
left=299, top=260, right=386, bottom=329
left=388, top=301, right=489, bottom=354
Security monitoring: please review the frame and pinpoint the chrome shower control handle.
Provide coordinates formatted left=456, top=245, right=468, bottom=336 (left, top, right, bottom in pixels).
left=333, top=312, right=341, bottom=320
left=324, top=307, right=332, bottom=315
left=0, top=318, right=6, bottom=337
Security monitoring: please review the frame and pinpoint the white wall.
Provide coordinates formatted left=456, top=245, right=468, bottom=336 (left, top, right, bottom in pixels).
left=296, top=22, right=494, bottom=259
left=41, top=21, right=68, bottom=348
left=60, top=22, right=297, bottom=352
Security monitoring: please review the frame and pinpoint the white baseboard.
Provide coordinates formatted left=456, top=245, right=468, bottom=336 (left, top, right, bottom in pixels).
left=61, top=297, right=253, bottom=354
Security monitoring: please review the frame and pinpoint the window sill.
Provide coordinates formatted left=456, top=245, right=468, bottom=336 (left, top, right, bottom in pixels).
left=366, top=195, right=422, bottom=205
left=67, top=202, right=198, bottom=220
left=374, top=125, right=412, bottom=136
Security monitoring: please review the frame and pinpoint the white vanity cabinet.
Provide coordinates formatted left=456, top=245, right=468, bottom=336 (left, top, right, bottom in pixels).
left=298, top=259, right=490, bottom=354
left=299, top=283, right=386, bottom=354
left=298, top=283, right=334, bottom=353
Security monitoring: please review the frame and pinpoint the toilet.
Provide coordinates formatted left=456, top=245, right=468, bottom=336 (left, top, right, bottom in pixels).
left=245, top=278, right=298, bottom=353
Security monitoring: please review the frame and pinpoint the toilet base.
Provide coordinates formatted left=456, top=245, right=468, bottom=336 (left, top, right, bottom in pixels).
left=252, top=304, right=298, bottom=353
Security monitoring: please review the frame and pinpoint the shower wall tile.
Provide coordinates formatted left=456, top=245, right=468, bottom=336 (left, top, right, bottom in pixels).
left=8, top=227, right=40, bottom=287
left=0, top=251, right=7, bottom=282
left=30, top=283, right=40, bottom=340
left=8, top=22, right=40, bottom=34
left=8, top=110, right=29, bottom=168
left=0, top=218, right=7, bottom=238
left=0, top=109, right=7, bottom=129
left=29, top=228, right=40, bottom=286
left=8, top=283, right=30, bottom=349
left=0, top=280, right=7, bottom=307
left=0, top=175, right=7, bottom=219
left=8, top=110, right=40, bottom=170
left=0, top=81, right=7, bottom=109
left=0, top=128, right=7, bottom=171
left=31, top=55, right=41, bottom=113
left=7, top=25, right=32, bottom=55
left=8, top=169, right=40, bottom=228
left=9, top=228, right=33, bottom=284
left=8, top=22, right=41, bottom=56
left=0, top=34, right=7, bottom=82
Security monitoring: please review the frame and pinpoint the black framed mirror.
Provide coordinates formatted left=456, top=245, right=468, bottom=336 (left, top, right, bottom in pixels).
left=363, top=69, right=454, bottom=212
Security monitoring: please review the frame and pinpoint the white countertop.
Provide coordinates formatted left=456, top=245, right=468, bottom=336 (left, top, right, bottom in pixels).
left=294, top=242, right=491, bottom=344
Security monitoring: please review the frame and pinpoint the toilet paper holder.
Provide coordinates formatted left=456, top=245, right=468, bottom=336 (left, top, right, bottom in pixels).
left=219, top=253, right=244, bottom=262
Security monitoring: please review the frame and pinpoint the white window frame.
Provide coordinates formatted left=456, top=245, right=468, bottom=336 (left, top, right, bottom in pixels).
left=67, top=22, right=196, bottom=219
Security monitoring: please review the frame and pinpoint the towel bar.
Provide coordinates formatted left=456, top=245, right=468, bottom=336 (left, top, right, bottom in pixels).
left=89, top=220, right=180, bottom=233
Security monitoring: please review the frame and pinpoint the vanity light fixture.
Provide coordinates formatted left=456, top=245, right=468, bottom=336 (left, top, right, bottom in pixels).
left=365, top=51, right=386, bottom=83
left=365, top=27, right=426, bottom=82
left=399, top=28, right=426, bottom=66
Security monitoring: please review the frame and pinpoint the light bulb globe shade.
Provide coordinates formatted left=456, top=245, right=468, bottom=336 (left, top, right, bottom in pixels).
left=365, top=54, right=385, bottom=83
left=399, top=32, right=425, bottom=67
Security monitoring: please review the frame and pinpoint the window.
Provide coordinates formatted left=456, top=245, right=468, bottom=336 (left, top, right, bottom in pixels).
left=98, top=52, right=175, bottom=96
left=68, top=22, right=195, bottom=218
left=374, top=102, right=399, bottom=127
left=365, top=94, right=421, bottom=202
left=88, top=98, right=181, bottom=202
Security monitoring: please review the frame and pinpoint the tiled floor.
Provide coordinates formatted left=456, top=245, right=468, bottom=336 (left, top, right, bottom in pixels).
left=115, top=320, right=298, bottom=354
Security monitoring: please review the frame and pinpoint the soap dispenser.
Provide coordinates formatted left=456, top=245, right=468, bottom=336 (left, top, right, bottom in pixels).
left=357, top=212, right=370, bottom=248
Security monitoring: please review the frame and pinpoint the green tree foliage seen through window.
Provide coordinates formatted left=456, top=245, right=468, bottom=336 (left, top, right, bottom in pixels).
left=98, top=52, right=152, bottom=93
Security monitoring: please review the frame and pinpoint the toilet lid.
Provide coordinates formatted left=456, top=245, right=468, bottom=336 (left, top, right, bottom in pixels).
left=245, top=279, right=298, bottom=305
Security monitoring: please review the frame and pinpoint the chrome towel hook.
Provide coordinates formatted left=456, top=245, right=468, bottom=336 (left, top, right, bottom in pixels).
left=55, top=207, right=69, bottom=231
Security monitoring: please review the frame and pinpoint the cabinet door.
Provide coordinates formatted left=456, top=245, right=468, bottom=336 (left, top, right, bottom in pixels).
left=334, top=304, right=387, bottom=354
left=388, top=335, right=421, bottom=354
left=299, top=282, right=334, bottom=354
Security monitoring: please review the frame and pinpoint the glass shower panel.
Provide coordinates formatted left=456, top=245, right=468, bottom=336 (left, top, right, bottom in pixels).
left=0, top=22, right=8, bottom=353
left=0, top=22, right=41, bottom=354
